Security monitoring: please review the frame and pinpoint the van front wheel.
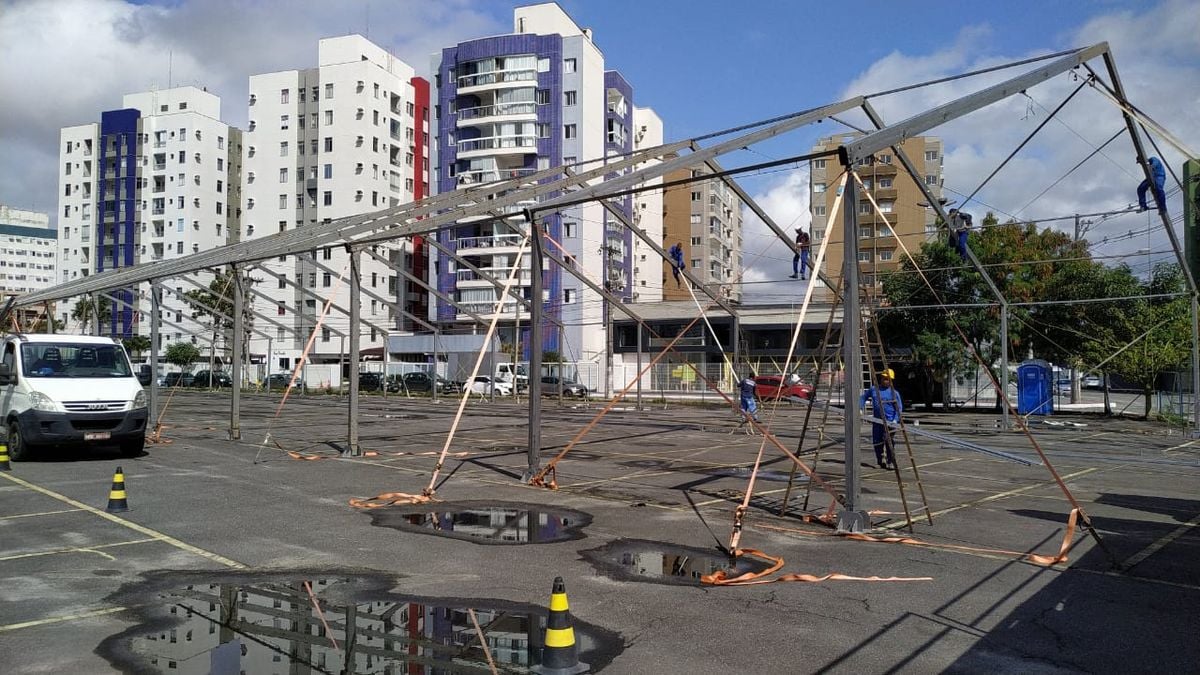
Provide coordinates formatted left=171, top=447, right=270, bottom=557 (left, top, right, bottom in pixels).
left=7, top=421, right=35, bottom=461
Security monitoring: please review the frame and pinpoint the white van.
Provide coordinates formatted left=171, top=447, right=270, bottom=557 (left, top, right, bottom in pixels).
left=495, top=362, right=529, bottom=392
left=0, top=334, right=148, bottom=460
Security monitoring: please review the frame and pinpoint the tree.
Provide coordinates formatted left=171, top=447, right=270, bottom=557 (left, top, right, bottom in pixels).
left=70, top=296, right=111, bottom=333
left=123, top=335, right=152, bottom=360
left=1105, top=264, right=1191, bottom=419
left=165, top=341, right=201, bottom=373
left=184, top=269, right=254, bottom=361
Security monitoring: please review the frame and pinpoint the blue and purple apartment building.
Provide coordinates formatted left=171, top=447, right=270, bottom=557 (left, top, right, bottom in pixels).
left=432, top=3, right=652, bottom=364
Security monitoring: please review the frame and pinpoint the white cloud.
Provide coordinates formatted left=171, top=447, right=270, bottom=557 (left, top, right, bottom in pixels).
left=741, top=168, right=814, bottom=301
left=0, top=0, right=504, bottom=218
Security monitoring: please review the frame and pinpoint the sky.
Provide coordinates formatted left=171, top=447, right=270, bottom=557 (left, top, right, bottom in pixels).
left=2, top=0, right=1197, bottom=301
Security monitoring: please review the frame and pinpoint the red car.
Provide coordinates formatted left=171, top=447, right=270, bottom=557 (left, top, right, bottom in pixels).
left=754, top=375, right=814, bottom=401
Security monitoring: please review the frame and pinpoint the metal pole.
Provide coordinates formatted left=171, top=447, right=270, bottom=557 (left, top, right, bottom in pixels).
left=266, top=336, right=272, bottom=393
left=604, top=244, right=613, bottom=398
left=149, top=281, right=161, bottom=428
left=526, top=215, right=544, bottom=480
left=45, top=302, right=54, bottom=333
left=1001, top=305, right=1010, bottom=429
left=339, top=335, right=345, bottom=394
left=489, top=333, right=497, bottom=404
left=432, top=328, right=439, bottom=404
left=1192, top=295, right=1200, bottom=435
left=837, top=175, right=868, bottom=533
left=91, top=293, right=100, bottom=336
left=348, top=247, right=361, bottom=456
left=636, top=321, right=643, bottom=410
left=382, top=329, right=390, bottom=401
left=229, top=265, right=242, bottom=441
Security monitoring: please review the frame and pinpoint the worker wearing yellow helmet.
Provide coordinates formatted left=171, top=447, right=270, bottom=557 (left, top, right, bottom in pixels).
left=859, top=368, right=903, bottom=469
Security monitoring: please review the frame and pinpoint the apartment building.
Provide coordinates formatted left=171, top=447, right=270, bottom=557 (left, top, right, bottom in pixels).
left=809, top=132, right=944, bottom=294
left=661, top=164, right=744, bottom=302
left=56, top=87, right=242, bottom=352
left=241, top=35, right=430, bottom=370
left=431, top=2, right=664, bottom=363
left=0, top=206, right=57, bottom=329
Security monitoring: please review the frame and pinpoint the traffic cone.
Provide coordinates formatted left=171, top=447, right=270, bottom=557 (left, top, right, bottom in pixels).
left=533, top=576, right=589, bottom=674
left=106, top=466, right=129, bottom=513
left=0, top=441, right=10, bottom=471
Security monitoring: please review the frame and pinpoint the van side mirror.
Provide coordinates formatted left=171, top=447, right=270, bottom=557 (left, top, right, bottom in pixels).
left=0, top=363, right=15, bottom=386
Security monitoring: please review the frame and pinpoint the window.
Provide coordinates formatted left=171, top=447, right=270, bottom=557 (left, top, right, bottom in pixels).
left=691, top=259, right=700, bottom=269
left=925, top=174, right=939, bottom=186
left=280, top=88, right=289, bottom=104
left=563, top=289, right=576, bottom=304
left=323, top=191, right=332, bottom=206
left=324, top=137, right=333, bottom=152
left=322, top=247, right=332, bottom=260
left=279, top=194, right=287, bottom=209
left=690, top=236, right=702, bottom=245
left=216, top=202, right=223, bottom=215
left=322, top=272, right=331, bottom=287
left=859, top=225, right=872, bottom=238
left=813, top=159, right=826, bottom=169
left=563, top=124, right=576, bottom=139
left=277, top=302, right=286, bottom=316
left=878, top=200, right=894, bottom=213
left=925, top=150, right=939, bottom=161
left=814, top=205, right=827, bottom=216
left=859, top=203, right=873, bottom=216
left=564, top=90, right=577, bottom=106
left=176, top=241, right=183, bottom=254
left=325, top=110, right=334, bottom=126
left=216, top=179, right=223, bottom=193
left=536, top=89, right=550, bottom=105
left=278, top=220, right=287, bottom=232
left=279, top=168, right=288, bottom=183
left=324, top=83, right=333, bottom=99
left=879, top=250, right=894, bottom=261
left=323, top=164, right=332, bottom=179
left=563, top=221, right=576, bottom=238
left=321, top=327, right=330, bottom=342
left=280, top=114, right=289, bottom=130
left=311, top=139, right=318, bottom=155
left=813, top=183, right=826, bottom=193
left=280, top=142, right=288, bottom=157
left=878, top=154, right=892, bottom=164
left=858, top=251, right=872, bottom=262
left=564, top=58, right=577, bottom=73
left=878, top=177, right=893, bottom=188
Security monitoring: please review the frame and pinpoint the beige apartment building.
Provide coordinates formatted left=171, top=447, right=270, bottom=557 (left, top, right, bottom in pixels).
left=809, top=133, right=944, bottom=295
left=661, top=164, right=744, bottom=302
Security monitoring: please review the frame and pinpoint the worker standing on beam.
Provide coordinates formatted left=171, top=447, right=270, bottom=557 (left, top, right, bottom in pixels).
left=668, top=242, right=685, bottom=288
left=789, top=227, right=810, bottom=280
left=1137, top=156, right=1168, bottom=215
left=860, top=369, right=902, bottom=469
left=947, top=208, right=971, bottom=260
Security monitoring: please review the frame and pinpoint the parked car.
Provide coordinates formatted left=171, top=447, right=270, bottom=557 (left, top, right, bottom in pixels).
left=1055, top=378, right=1073, bottom=394
left=265, top=373, right=305, bottom=391
left=1082, top=375, right=1103, bottom=389
left=540, top=376, right=589, bottom=398
left=464, top=376, right=512, bottom=396
left=753, top=374, right=814, bottom=401
left=163, top=372, right=195, bottom=388
left=358, top=372, right=401, bottom=393
left=399, top=372, right=458, bottom=394
left=191, top=370, right=233, bottom=388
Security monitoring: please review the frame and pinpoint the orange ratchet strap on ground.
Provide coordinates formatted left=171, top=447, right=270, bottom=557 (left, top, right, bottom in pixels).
left=288, top=449, right=470, bottom=461
left=348, top=492, right=436, bottom=509
left=701, top=548, right=932, bottom=586
left=757, top=507, right=1081, bottom=567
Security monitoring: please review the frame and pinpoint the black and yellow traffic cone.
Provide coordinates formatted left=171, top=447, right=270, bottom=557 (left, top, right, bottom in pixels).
left=533, top=576, right=589, bottom=674
left=0, top=441, right=10, bottom=471
left=105, top=466, right=128, bottom=513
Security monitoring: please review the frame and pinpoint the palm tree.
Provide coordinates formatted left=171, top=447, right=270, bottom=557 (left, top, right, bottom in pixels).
left=70, top=296, right=111, bottom=333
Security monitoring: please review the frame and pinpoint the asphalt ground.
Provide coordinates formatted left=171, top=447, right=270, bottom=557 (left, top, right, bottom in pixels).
left=1, top=389, right=1198, bottom=673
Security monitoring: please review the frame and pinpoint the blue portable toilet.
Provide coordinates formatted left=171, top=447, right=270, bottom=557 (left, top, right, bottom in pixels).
left=1017, top=359, right=1053, bottom=415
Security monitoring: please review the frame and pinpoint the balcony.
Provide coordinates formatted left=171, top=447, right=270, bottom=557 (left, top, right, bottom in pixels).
left=457, top=102, right=537, bottom=126
left=457, top=134, right=537, bottom=159
left=457, top=68, right=537, bottom=92
left=458, top=301, right=520, bottom=317
left=456, top=167, right=536, bottom=187
left=455, top=234, right=524, bottom=252
left=456, top=267, right=532, bottom=286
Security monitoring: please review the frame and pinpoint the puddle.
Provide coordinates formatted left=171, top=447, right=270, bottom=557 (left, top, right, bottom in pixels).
left=582, top=539, right=771, bottom=586
left=97, top=571, right=622, bottom=674
left=703, top=467, right=802, bottom=482
left=366, top=501, right=591, bottom=545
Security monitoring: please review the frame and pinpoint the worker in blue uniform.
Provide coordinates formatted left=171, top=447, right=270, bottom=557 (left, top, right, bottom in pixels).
left=1137, top=156, right=1167, bottom=214
left=860, top=369, right=903, bottom=469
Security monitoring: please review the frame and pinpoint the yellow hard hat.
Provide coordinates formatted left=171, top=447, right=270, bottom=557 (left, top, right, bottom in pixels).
left=881, top=368, right=895, bottom=380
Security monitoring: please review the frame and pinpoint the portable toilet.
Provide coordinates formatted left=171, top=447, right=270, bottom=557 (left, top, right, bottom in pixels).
left=1017, top=359, right=1053, bottom=415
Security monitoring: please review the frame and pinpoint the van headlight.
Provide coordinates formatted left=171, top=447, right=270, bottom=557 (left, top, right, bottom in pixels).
left=133, top=390, right=147, bottom=409
left=30, top=391, right=58, bottom=412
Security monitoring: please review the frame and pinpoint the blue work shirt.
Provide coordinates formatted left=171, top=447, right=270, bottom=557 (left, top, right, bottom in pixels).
left=739, top=377, right=756, bottom=400
left=1148, top=157, right=1166, bottom=181
left=860, top=385, right=903, bottom=423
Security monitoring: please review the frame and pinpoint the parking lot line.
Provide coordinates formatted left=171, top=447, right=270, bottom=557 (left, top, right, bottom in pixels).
left=0, top=472, right=245, bottom=569
left=0, top=606, right=129, bottom=634
left=0, top=537, right=158, bottom=562
left=1122, top=511, right=1200, bottom=569
left=0, top=507, right=85, bottom=521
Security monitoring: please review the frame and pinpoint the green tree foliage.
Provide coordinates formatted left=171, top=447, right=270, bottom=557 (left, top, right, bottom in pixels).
left=164, top=341, right=201, bottom=372
left=122, top=335, right=152, bottom=359
left=70, top=295, right=111, bottom=332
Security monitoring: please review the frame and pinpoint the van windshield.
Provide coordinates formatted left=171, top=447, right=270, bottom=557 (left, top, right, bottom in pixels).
left=21, top=343, right=133, bottom=378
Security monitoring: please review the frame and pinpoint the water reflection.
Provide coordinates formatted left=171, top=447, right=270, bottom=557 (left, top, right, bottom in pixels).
left=584, top=540, right=771, bottom=586
left=116, top=577, right=610, bottom=674
left=369, top=503, right=591, bottom=545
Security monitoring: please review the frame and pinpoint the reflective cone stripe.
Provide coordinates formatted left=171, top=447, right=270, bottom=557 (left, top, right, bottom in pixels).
left=535, top=576, right=588, bottom=674
left=106, top=466, right=129, bottom=512
left=0, top=443, right=10, bottom=471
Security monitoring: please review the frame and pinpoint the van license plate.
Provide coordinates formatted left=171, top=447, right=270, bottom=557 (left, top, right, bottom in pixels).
left=84, top=432, right=111, bottom=441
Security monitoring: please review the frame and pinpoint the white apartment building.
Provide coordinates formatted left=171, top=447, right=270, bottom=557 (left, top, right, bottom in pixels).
left=431, top=2, right=664, bottom=365
left=56, top=87, right=242, bottom=358
left=0, top=206, right=57, bottom=328
left=242, top=35, right=430, bottom=371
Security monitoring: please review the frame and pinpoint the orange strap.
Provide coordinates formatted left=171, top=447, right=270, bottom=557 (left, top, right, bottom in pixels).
left=289, top=449, right=469, bottom=461
left=348, top=492, right=436, bottom=509
left=701, top=548, right=933, bottom=586
left=757, top=507, right=1080, bottom=567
